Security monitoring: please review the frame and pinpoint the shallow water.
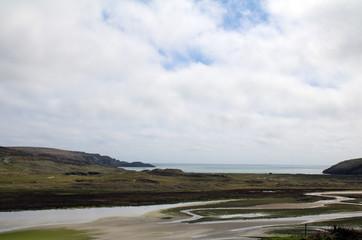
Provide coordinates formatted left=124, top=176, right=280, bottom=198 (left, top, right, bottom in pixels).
left=0, top=200, right=225, bottom=233
left=167, top=191, right=362, bottom=224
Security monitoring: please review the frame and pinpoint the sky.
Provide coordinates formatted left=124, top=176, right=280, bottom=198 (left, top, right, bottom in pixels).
left=1, top=0, right=362, bottom=165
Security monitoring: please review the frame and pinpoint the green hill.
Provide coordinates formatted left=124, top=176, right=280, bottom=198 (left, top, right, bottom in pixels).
left=1, top=146, right=154, bottom=169
left=323, top=158, right=362, bottom=175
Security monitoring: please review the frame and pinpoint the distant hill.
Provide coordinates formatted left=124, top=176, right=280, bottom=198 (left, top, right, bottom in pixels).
left=323, top=158, right=362, bottom=175
left=1, top=146, right=154, bottom=168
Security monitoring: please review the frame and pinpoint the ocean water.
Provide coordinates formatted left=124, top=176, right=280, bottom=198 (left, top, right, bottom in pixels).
left=123, top=163, right=329, bottom=174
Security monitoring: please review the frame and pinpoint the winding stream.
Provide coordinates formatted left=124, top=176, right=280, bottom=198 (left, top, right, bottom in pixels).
left=168, top=191, right=362, bottom=224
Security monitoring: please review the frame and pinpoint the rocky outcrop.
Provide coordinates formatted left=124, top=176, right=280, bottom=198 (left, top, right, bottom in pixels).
left=323, top=158, right=362, bottom=175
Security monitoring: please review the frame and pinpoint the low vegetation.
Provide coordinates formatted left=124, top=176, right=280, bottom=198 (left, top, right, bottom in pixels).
left=0, top=229, right=92, bottom=240
left=264, top=226, right=362, bottom=240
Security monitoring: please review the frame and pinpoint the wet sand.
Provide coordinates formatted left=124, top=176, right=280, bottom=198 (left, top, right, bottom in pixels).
left=70, top=212, right=362, bottom=240
left=67, top=191, right=362, bottom=240
left=71, top=215, right=281, bottom=240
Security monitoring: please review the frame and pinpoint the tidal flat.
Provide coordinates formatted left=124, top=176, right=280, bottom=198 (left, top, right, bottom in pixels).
left=0, top=191, right=361, bottom=239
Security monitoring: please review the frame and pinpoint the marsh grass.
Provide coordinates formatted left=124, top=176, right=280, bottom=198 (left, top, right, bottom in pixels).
left=267, top=224, right=362, bottom=239
left=263, top=237, right=305, bottom=240
left=267, top=225, right=322, bottom=236
left=1, top=156, right=362, bottom=210
left=0, top=229, right=92, bottom=240
left=311, top=216, right=362, bottom=228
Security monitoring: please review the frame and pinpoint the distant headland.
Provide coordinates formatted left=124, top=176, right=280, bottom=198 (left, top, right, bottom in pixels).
left=323, top=158, right=362, bottom=175
left=0, top=146, right=155, bottom=168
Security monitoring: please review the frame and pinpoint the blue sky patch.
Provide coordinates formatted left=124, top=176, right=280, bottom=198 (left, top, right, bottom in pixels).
left=218, top=0, right=269, bottom=30
left=102, top=10, right=110, bottom=21
left=159, top=48, right=212, bottom=70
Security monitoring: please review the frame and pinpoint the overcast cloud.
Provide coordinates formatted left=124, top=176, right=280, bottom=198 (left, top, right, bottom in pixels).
left=1, top=0, right=362, bottom=165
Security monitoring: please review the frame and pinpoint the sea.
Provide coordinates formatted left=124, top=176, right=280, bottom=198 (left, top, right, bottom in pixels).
left=123, top=163, right=329, bottom=175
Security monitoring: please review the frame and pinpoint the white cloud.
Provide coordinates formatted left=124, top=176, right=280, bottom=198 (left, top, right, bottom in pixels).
left=0, top=0, right=361, bottom=165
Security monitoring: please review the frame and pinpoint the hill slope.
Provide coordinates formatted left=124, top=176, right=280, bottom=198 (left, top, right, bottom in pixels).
left=1, top=146, right=154, bottom=168
left=323, top=158, right=362, bottom=175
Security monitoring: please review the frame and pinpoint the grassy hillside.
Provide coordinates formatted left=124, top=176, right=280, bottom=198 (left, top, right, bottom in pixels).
left=2, top=146, right=154, bottom=168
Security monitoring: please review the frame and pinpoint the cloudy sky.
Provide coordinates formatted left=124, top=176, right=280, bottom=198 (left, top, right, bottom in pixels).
left=1, top=0, right=362, bottom=165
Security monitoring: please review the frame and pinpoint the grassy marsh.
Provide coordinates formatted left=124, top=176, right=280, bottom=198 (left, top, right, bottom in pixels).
left=0, top=229, right=92, bottom=240
left=1, top=155, right=362, bottom=212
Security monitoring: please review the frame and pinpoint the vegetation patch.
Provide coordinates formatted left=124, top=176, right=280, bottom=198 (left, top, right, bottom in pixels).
left=0, top=229, right=92, bottom=240
left=265, top=226, right=362, bottom=240
left=263, top=237, right=304, bottom=240
left=311, top=216, right=362, bottom=228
